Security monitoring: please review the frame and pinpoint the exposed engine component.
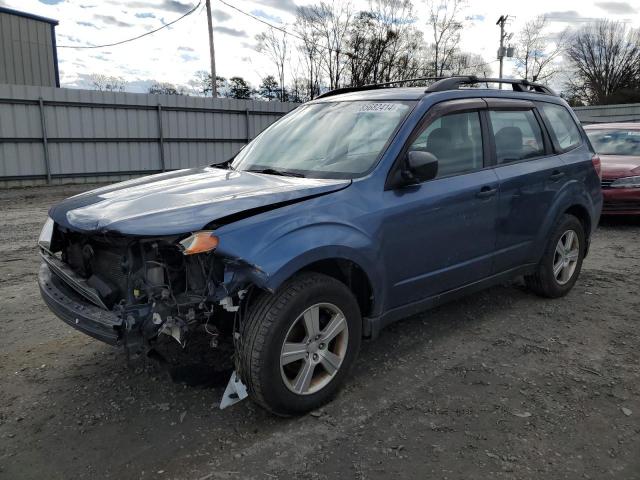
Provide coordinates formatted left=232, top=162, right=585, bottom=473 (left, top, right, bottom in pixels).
left=47, top=225, right=251, bottom=355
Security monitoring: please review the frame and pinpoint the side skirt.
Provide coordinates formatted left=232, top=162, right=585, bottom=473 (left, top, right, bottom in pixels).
left=364, top=264, right=536, bottom=339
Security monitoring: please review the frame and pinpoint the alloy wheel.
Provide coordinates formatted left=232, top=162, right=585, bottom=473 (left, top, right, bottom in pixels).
left=553, top=229, right=580, bottom=285
left=279, top=303, right=349, bottom=395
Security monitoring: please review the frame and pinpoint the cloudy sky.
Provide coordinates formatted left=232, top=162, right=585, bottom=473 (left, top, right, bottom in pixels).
left=1, top=0, right=639, bottom=93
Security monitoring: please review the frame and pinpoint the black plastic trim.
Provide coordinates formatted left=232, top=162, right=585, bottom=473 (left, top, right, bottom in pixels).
left=38, top=263, right=122, bottom=345
left=365, top=264, right=537, bottom=339
left=40, top=252, right=108, bottom=309
left=427, top=77, right=557, bottom=95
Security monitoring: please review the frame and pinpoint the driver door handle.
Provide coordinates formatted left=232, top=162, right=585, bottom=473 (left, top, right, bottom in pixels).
left=476, top=185, right=497, bottom=199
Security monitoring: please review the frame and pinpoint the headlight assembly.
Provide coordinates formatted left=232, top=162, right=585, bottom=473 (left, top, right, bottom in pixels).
left=38, top=217, right=54, bottom=252
left=179, top=231, right=219, bottom=255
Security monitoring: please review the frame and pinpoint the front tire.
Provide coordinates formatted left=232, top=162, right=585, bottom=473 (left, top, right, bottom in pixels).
left=526, top=214, right=585, bottom=298
left=239, top=272, right=362, bottom=416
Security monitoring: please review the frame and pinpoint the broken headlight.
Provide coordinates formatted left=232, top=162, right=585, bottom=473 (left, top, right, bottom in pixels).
left=179, top=231, right=219, bottom=255
left=38, top=217, right=54, bottom=252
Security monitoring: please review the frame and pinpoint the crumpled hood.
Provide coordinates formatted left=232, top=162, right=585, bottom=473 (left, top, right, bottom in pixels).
left=600, top=155, right=640, bottom=179
left=49, top=166, right=350, bottom=235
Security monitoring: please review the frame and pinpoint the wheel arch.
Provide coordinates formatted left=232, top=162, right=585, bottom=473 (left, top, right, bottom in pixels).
left=564, top=203, right=592, bottom=241
left=533, top=185, right=597, bottom=262
left=294, top=258, right=375, bottom=319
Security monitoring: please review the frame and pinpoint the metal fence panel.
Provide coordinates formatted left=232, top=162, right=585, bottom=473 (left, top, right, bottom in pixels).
left=0, top=84, right=297, bottom=187
left=574, top=103, right=640, bottom=124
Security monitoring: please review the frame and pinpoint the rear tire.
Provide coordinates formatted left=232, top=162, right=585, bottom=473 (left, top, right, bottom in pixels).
left=239, top=272, right=361, bottom=416
left=525, top=214, right=585, bottom=298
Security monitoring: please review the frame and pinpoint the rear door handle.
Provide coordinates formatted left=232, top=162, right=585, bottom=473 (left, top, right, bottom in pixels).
left=549, top=170, right=565, bottom=181
left=476, top=185, right=497, bottom=199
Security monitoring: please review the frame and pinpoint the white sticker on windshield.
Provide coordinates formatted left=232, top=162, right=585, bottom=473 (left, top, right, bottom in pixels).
left=358, top=103, right=400, bottom=113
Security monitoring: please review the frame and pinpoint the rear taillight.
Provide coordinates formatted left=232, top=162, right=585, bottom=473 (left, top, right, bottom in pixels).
left=592, top=154, right=602, bottom=180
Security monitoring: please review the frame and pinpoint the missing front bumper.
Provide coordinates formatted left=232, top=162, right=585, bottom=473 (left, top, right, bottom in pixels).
left=38, top=262, right=123, bottom=345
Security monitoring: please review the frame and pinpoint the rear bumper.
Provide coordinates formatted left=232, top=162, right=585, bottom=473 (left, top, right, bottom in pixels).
left=602, top=187, right=640, bottom=215
left=38, top=262, right=123, bottom=345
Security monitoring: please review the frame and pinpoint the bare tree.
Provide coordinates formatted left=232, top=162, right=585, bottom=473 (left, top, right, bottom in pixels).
left=89, top=73, right=127, bottom=92
left=288, top=76, right=309, bottom=102
left=346, top=0, right=418, bottom=86
left=565, top=20, right=640, bottom=104
left=287, top=59, right=313, bottom=102
left=256, top=27, right=289, bottom=101
left=295, top=8, right=323, bottom=99
left=425, top=0, right=466, bottom=77
left=300, top=1, right=353, bottom=90
left=375, top=2, right=425, bottom=82
left=448, top=51, right=490, bottom=76
left=514, top=16, right=566, bottom=83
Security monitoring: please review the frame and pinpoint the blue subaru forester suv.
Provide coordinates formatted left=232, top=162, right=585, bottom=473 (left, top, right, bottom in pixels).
left=38, top=77, right=602, bottom=415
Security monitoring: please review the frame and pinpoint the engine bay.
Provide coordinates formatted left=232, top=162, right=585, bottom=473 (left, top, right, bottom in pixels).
left=45, top=223, right=251, bottom=355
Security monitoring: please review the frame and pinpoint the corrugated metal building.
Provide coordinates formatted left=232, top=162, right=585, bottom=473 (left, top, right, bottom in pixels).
left=0, top=6, right=60, bottom=87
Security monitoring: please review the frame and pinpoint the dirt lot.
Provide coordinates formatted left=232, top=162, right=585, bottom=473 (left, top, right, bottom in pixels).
left=0, top=184, right=638, bottom=480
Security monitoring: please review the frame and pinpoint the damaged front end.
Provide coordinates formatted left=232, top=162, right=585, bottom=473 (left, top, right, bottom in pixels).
left=38, top=218, right=260, bottom=357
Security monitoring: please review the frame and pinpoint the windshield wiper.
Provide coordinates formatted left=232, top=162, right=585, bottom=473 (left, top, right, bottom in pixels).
left=245, top=168, right=305, bottom=178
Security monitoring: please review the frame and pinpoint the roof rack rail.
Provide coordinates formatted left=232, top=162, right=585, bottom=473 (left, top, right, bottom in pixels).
left=426, top=76, right=557, bottom=95
left=316, top=77, right=446, bottom=99
left=315, top=75, right=557, bottom=100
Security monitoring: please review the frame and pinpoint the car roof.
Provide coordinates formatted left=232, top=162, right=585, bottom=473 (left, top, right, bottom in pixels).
left=584, top=122, right=640, bottom=130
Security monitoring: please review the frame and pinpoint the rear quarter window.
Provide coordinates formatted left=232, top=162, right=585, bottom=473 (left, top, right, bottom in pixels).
left=540, top=103, right=582, bottom=152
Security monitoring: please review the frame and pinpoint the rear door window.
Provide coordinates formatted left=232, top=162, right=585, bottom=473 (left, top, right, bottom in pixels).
left=489, top=110, right=545, bottom=164
left=408, top=111, right=484, bottom=178
left=540, top=103, right=582, bottom=151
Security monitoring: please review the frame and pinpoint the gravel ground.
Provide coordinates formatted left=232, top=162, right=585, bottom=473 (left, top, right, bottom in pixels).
left=0, top=184, right=639, bottom=480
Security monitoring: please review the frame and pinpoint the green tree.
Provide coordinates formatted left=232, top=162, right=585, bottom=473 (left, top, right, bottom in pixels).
left=259, top=75, right=280, bottom=101
left=229, top=77, right=253, bottom=99
left=148, top=82, right=184, bottom=95
left=188, top=71, right=227, bottom=96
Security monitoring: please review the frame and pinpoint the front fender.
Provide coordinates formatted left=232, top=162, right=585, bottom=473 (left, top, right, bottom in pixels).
left=215, top=219, right=385, bottom=315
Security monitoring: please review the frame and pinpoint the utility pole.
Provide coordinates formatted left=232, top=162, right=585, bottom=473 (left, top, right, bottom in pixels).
left=496, top=15, right=508, bottom=89
left=205, top=0, right=217, bottom=97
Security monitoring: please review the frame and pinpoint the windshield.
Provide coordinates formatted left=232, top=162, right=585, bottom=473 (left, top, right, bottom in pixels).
left=231, top=100, right=414, bottom=179
left=586, top=129, right=640, bottom=156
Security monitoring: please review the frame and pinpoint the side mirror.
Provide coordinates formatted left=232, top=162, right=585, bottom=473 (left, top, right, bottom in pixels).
left=401, top=151, right=438, bottom=185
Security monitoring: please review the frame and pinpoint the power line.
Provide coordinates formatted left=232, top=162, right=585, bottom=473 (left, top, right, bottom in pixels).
left=217, top=0, right=389, bottom=64
left=58, top=1, right=202, bottom=49
left=218, top=0, right=308, bottom=46
left=217, top=0, right=497, bottom=73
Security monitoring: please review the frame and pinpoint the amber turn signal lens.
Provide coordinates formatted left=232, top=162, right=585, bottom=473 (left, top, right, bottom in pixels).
left=179, top=231, right=219, bottom=255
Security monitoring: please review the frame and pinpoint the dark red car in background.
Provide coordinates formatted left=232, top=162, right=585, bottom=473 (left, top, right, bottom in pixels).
left=585, top=123, right=640, bottom=215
